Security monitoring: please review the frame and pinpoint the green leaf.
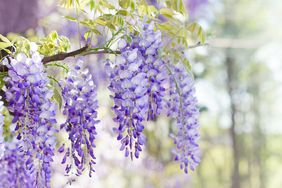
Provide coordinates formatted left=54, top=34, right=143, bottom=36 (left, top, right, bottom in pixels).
left=183, top=58, right=191, bottom=71
left=106, top=22, right=116, bottom=30
left=53, top=87, right=62, bottom=109
left=64, top=15, right=78, bottom=22
left=80, top=19, right=92, bottom=27
left=130, top=1, right=135, bottom=10
left=116, top=10, right=129, bottom=16
left=112, top=15, right=125, bottom=26
left=147, top=5, right=158, bottom=15
left=48, top=76, right=63, bottom=109
left=167, top=0, right=186, bottom=15
left=50, top=31, right=59, bottom=41
left=187, top=23, right=206, bottom=43
left=3, top=107, right=13, bottom=139
left=157, top=23, right=173, bottom=31
left=119, top=0, right=130, bottom=9
left=60, top=0, right=74, bottom=8
left=91, top=28, right=102, bottom=35
left=89, top=0, right=95, bottom=10
left=138, top=5, right=147, bottom=16
left=159, top=8, right=174, bottom=18
left=94, top=18, right=107, bottom=26
left=125, top=35, right=132, bottom=43
left=75, top=0, right=80, bottom=7
left=99, top=1, right=115, bottom=9
left=0, top=42, right=12, bottom=50
left=0, top=34, right=11, bottom=43
left=84, top=30, right=91, bottom=41
left=0, top=34, right=13, bottom=51
left=38, top=32, right=70, bottom=56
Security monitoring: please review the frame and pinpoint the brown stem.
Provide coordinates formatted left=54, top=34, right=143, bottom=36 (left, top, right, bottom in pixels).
left=42, top=45, right=89, bottom=64
left=42, top=45, right=121, bottom=64
left=0, top=45, right=121, bottom=71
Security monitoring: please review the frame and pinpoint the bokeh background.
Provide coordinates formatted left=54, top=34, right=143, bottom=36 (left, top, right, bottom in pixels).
left=1, top=0, right=282, bottom=188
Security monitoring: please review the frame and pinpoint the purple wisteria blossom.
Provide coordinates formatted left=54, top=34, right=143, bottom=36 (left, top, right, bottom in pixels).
left=167, top=63, right=200, bottom=173
left=60, top=63, right=99, bottom=177
left=4, top=51, right=57, bottom=187
left=0, top=97, right=4, bottom=159
left=106, top=21, right=167, bottom=159
left=0, top=140, right=34, bottom=188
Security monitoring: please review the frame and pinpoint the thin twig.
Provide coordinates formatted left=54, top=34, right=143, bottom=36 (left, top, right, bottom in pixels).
left=188, top=42, right=209, bottom=49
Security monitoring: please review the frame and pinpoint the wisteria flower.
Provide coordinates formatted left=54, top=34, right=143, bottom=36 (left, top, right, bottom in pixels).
left=106, top=21, right=167, bottom=159
left=60, top=62, right=99, bottom=177
left=167, top=63, right=201, bottom=173
left=4, top=51, right=57, bottom=187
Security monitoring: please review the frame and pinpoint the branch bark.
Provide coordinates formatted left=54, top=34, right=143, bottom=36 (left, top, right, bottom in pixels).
left=0, top=45, right=121, bottom=71
left=42, top=45, right=121, bottom=64
left=42, top=45, right=89, bottom=64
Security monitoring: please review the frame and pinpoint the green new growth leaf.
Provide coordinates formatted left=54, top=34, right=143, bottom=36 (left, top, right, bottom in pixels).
left=0, top=34, right=12, bottom=44
left=159, top=8, right=174, bottom=18
left=60, top=0, right=75, bottom=8
left=38, top=32, right=71, bottom=56
left=106, top=22, right=116, bottom=30
left=166, top=0, right=186, bottom=15
left=183, top=58, right=191, bottom=71
left=116, top=10, right=129, bottom=16
left=0, top=34, right=13, bottom=55
left=84, top=30, right=91, bottom=41
left=119, top=0, right=131, bottom=9
left=89, top=0, right=95, bottom=10
left=60, top=0, right=83, bottom=8
left=187, top=23, right=206, bottom=44
left=53, top=87, right=63, bottom=109
left=48, top=76, right=63, bottom=109
left=0, top=43, right=12, bottom=50
left=99, top=0, right=115, bottom=9
left=3, top=107, right=13, bottom=140
left=50, top=31, right=59, bottom=41
left=64, top=15, right=78, bottom=22
left=138, top=4, right=158, bottom=17
left=94, top=18, right=107, bottom=26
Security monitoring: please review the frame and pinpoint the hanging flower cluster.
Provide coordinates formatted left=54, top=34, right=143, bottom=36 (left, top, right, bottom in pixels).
left=0, top=97, right=4, bottom=159
left=106, top=22, right=200, bottom=172
left=0, top=140, right=34, bottom=188
left=167, top=63, right=201, bottom=173
left=0, top=21, right=201, bottom=187
left=60, top=63, right=99, bottom=177
left=3, top=52, right=57, bottom=187
left=106, top=22, right=167, bottom=159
